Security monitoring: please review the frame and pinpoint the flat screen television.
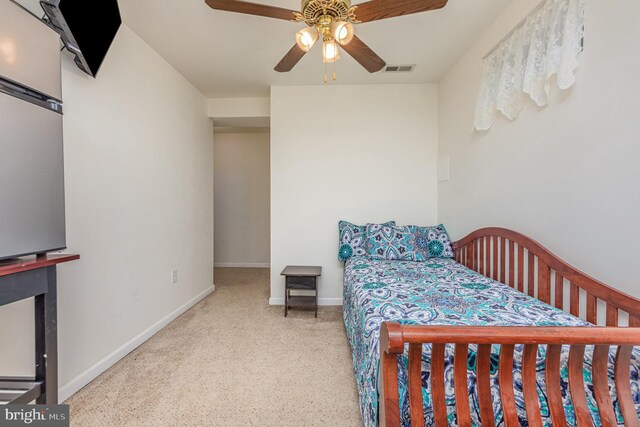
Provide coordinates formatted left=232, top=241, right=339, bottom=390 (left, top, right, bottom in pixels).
left=40, top=0, right=122, bottom=77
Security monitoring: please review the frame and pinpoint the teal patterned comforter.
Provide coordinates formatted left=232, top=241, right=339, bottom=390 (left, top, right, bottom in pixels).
left=342, top=257, right=640, bottom=426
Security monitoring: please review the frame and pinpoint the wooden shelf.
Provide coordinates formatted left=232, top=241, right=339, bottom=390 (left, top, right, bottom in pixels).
left=0, top=254, right=79, bottom=277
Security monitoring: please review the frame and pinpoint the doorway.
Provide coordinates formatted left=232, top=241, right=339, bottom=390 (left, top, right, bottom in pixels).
left=213, top=129, right=270, bottom=268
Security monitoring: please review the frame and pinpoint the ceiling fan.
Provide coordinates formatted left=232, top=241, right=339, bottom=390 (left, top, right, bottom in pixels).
left=205, top=0, right=448, bottom=81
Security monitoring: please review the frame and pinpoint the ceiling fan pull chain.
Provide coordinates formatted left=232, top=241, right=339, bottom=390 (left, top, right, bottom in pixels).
left=324, top=62, right=328, bottom=84
left=333, top=61, right=337, bottom=81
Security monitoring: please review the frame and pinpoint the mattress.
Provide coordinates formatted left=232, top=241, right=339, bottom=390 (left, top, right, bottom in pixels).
left=342, top=256, right=640, bottom=426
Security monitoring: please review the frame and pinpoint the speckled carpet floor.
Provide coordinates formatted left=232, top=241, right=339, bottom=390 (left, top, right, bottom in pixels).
left=65, top=268, right=362, bottom=426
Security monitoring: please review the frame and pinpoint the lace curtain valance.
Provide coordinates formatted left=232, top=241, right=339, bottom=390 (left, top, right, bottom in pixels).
left=473, top=0, right=584, bottom=131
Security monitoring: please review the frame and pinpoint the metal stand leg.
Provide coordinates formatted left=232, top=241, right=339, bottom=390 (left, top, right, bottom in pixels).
left=35, top=266, right=58, bottom=404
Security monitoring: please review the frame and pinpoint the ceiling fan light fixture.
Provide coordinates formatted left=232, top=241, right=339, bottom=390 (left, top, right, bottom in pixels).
left=322, top=38, right=340, bottom=63
left=330, top=21, right=355, bottom=46
left=295, top=26, right=319, bottom=52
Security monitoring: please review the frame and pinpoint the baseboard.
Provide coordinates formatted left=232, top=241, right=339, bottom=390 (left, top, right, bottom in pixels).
left=214, top=262, right=270, bottom=268
left=269, top=297, right=343, bottom=306
left=59, top=284, right=216, bottom=402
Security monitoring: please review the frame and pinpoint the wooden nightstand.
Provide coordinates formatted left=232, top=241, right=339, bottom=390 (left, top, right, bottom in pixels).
left=281, top=265, right=322, bottom=318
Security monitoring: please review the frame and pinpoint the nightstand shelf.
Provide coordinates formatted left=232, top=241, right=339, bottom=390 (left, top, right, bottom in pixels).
left=287, top=295, right=316, bottom=307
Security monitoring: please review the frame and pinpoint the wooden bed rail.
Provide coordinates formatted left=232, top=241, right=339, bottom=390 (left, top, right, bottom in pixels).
left=380, top=323, right=640, bottom=427
left=452, top=227, right=640, bottom=327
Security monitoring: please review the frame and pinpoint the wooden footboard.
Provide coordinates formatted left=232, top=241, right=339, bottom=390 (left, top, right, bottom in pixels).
left=379, top=228, right=640, bottom=427
left=380, top=324, right=640, bottom=427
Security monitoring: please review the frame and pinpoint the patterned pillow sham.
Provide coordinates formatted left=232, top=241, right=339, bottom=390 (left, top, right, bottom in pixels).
left=338, top=220, right=395, bottom=261
left=407, top=224, right=455, bottom=260
left=365, top=224, right=416, bottom=261
left=365, top=223, right=455, bottom=261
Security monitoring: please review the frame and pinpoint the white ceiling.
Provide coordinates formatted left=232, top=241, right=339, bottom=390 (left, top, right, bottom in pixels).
left=14, top=0, right=514, bottom=98
left=120, top=0, right=512, bottom=98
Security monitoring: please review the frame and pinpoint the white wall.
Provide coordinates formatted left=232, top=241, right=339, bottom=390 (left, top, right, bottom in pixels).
left=0, top=24, right=214, bottom=401
left=208, top=98, right=270, bottom=118
left=214, top=132, right=270, bottom=267
left=438, top=0, right=640, bottom=298
left=270, top=84, right=439, bottom=304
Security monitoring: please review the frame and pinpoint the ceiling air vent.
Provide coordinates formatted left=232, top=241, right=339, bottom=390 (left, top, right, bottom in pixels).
left=384, top=64, right=416, bottom=73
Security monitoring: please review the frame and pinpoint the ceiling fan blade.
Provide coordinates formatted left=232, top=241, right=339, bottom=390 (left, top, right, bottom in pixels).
left=354, top=0, right=448, bottom=23
left=274, top=45, right=307, bottom=72
left=205, top=0, right=297, bottom=21
left=342, top=36, right=386, bottom=73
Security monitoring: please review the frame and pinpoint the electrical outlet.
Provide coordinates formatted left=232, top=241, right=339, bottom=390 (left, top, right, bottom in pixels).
left=171, top=269, right=178, bottom=285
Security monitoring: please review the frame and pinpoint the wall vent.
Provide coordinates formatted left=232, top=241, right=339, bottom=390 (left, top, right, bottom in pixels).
left=384, top=64, right=416, bottom=73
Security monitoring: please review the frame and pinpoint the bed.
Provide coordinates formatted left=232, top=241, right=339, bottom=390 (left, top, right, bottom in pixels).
left=342, top=227, right=640, bottom=427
